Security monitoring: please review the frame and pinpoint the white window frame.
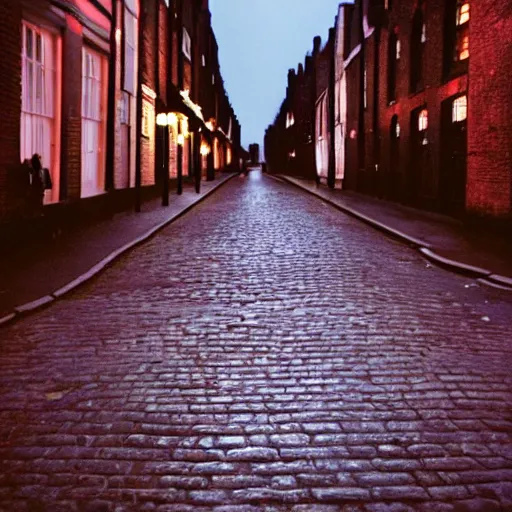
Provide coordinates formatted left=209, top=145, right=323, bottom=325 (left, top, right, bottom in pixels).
left=81, top=47, right=106, bottom=197
left=452, top=95, right=467, bottom=123
left=123, top=7, right=137, bottom=94
left=21, top=22, right=58, bottom=197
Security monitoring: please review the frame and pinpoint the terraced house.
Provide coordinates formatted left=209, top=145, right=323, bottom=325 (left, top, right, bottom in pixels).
left=0, top=0, right=241, bottom=227
left=265, top=0, right=512, bottom=221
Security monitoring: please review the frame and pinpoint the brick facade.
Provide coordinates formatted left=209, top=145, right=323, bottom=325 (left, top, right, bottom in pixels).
left=0, top=0, right=242, bottom=224
left=466, top=0, right=512, bottom=217
left=266, top=0, right=512, bottom=219
left=0, top=0, right=22, bottom=218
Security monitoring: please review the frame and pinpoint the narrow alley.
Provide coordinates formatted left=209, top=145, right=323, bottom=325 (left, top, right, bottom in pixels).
left=0, top=171, right=511, bottom=511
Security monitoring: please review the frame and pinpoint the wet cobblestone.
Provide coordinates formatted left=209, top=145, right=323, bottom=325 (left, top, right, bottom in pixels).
left=0, top=172, right=511, bottom=510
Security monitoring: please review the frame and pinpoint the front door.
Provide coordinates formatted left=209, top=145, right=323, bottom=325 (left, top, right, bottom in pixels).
left=440, top=95, right=467, bottom=214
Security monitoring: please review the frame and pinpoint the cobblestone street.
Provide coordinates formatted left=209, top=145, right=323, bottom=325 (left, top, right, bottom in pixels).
left=1, top=171, right=511, bottom=511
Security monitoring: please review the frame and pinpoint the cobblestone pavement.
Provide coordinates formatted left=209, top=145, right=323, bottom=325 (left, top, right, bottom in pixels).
left=1, top=171, right=512, bottom=512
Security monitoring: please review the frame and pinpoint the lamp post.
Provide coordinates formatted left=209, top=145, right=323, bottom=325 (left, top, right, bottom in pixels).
left=156, top=113, right=170, bottom=207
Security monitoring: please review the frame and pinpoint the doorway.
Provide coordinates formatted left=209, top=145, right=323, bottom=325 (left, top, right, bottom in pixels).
left=440, top=94, right=467, bottom=213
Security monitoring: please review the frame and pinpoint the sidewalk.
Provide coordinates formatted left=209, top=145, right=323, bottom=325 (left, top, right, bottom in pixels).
left=0, top=172, right=237, bottom=325
left=277, top=174, right=512, bottom=290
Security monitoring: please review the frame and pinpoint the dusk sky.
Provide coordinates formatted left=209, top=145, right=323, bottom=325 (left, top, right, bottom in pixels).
left=209, top=0, right=344, bottom=153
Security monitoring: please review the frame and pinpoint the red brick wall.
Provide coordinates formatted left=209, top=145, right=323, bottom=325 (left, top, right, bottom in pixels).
left=60, top=14, right=84, bottom=200
left=374, top=0, right=468, bottom=207
left=466, top=0, right=512, bottom=216
left=158, top=1, right=168, bottom=103
left=0, top=0, right=21, bottom=218
left=142, top=0, right=157, bottom=92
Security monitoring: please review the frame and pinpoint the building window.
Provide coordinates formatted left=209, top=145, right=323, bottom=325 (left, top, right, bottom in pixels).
left=457, top=2, right=470, bottom=25
left=21, top=23, right=58, bottom=186
left=202, top=54, right=206, bottom=67
left=444, top=0, right=469, bottom=77
left=410, top=9, right=425, bottom=93
left=182, top=28, right=191, bottom=61
left=212, top=74, right=215, bottom=85
left=395, top=119, right=401, bottom=138
left=418, top=108, right=428, bottom=145
left=82, top=47, right=106, bottom=197
left=452, top=95, right=467, bottom=122
left=286, top=111, right=295, bottom=128
left=455, top=1, right=470, bottom=61
left=141, top=99, right=154, bottom=138
left=123, top=7, right=136, bottom=94
left=388, top=29, right=399, bottom=103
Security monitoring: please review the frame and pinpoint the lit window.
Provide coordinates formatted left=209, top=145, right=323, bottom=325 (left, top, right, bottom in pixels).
left=452, top=95, right=467, bottom=122
left=396, top=39, right=401, bottom=60
left=457, top=2, right=470, bottom=25
left=21, top=22, right=58, bottom=201
left=123, top=7, right=137, bottom=94
left=286, top=111, right=295, bottom=128
left=142, top=99, right=154, bottom=138
left=82, top=47, right=107, bottom=197
left=212, top=74, right=215, bottom=85
left=395, top=121, right=401, bottom=138
left=421, top=24, right=427, bottom=43
left=418, top=109, right=428, bottom=131
left=458, top=35, right=469, bottom=60
left=202, top=54, right=206, bottom=67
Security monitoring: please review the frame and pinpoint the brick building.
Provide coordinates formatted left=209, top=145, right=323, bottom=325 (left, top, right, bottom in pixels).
left=266, top=0, right=512, bottom=220
left=0, top=0, right=241, bottom=227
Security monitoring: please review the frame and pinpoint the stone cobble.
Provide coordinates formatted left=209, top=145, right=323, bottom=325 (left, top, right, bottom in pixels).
left=0, top=171, right=511, bottom=511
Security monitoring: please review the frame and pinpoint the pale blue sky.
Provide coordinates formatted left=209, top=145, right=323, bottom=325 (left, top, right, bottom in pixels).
left=209, top=0, right=343, bottom=152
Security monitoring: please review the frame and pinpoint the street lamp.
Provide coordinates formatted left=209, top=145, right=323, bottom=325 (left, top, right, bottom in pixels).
left=156, top=113, right=170, bottom=206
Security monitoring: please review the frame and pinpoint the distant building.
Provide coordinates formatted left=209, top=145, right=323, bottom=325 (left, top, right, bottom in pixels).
left=249, top=144, right=260, bottom=165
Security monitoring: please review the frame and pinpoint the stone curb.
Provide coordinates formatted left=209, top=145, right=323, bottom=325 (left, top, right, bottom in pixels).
left=275, top=174, right=512, bottom=291
left=0, top=173, right=237, bottom=329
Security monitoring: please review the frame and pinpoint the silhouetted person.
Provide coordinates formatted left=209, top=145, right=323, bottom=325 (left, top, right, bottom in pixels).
left=28, top=154, right=45, bottom=216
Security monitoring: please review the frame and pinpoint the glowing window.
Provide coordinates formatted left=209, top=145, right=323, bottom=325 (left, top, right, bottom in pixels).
left=421, top=24, right=427, bottom=43
left=286, top=111, right=295, bottom=128
left=142, top=100, right=154, bottom=138
left=396, top=39, right=401, bottom=60
left=395, top=121, right=401, bottom=138
left=457, top=2, right=470, bottom=25
left=452, top=95, right=467, bottom=122
left=418, top=109, right=428, bottom=131
left=458, top=35, right=469, bottom=60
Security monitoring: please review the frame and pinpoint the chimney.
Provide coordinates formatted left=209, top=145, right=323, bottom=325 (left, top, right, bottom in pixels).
left=328, top=27, right=335, bottom=46
left=305, top=55, right=313, bottom=73
left=313, top=36, right=322, bottom=56
left=287, top=68, right=296, bottom=87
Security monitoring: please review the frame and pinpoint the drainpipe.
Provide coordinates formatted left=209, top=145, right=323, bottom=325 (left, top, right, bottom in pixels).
left=177, top=0, right=184, bottom=195
left=134, top=0, right=144, bottom=212
left=358, top=0, right=366, bottom=183
left=105, top=0, right=117, bottom=192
